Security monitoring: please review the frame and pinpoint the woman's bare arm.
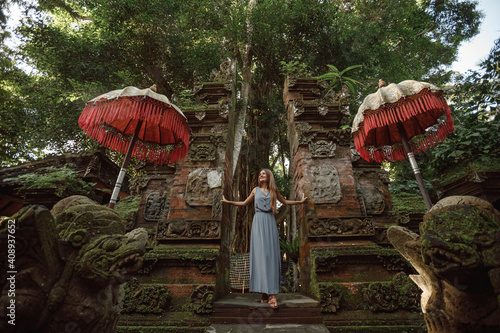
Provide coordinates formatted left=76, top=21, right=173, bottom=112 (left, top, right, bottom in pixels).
left=221, top=188, right=256, bottom=207
left=277, top=190, right=307, bottom=205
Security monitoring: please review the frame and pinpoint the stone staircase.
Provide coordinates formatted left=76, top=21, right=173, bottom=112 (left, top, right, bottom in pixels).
left=209, top=293, right=329, bottom=332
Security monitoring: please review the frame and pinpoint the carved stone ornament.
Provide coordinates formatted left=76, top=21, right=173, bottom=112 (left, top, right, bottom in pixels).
left=0, top=196, right=147, bottom=333
left=328, top=129, right=352, bottom=146
left=211, top=124, right=228, bottom=134
left=189, top=143, right=216, bottom=161
left=122, top=278, right=171, bottom=314
left=195, top=111, right=206, bottom=121
left=319, top=284, right=342, bottom=313
left=212, top=189, right=223, bottom=219
left=156, top=219, right=220, bottom=239
left=350, top=145, right=361, bottom=162
left=186, top=169, right=213, bottom=206
left=318, top=100, right=329, bottom=116
left=210, top=60, right=232, bottom=83
left=210, top=134, right=226, bottom=148
left=357, top=185, right=385, bottom=215
left=310, top=165, right=342, bottom=204
left=310, top=140, right=336, bottom=158
left=191, top=285, right=215, bottom=314
left=363, top=272, right=420, bottom=312
left=144, top=191, right=168, bottom=222
left=308, top=215, right=374, bottom=237
left=292, top=99, right=305, bottom=116
left=219, top=100, right=229, bottom=118
left=295, top=121, right=312, bottom=132
left=298, top=131, right=317, bottom=146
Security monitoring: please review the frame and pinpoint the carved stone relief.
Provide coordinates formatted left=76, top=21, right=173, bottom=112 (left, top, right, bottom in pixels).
left=298, top=131, right=317, bottom=145
left=219, top=100, right=229, bottom=118
left=212, top=189, right=223, bottom=219
left=354, top=171, right=386, bottom=215
left=210, top=134, right=226, bottom=148
left=211, top=124, right=228, bottom=134
left=189, top=144, right=216, bottom=161
left=195, top=111, right=206, bottom=121
left=186, top=168, right=212, bottom=206
left=156, top=219, right=220, bottom=239
left=144, top=191, right=168, bottom=222
left=310, top=140, right=336, bottom=158
left=308, top=215, right=374, bottom=237
left=292, top=99, right=305, bottom=116
left=311, top=165, right=341, bottom=203
left=295, top=121, right=312, bottom=132
left=328, top=129, right=352, bottom=146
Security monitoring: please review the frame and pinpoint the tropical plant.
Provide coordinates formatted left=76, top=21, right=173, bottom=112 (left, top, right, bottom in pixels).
left=317, top=64, right=363, bottom=95
left=280, top=235, right=299, bottom=262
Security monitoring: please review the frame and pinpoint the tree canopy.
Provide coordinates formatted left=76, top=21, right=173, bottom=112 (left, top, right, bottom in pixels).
left=0, top=0, right=483, bottom=168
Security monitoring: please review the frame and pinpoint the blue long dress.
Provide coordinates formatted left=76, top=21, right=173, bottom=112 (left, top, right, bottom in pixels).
left=249, top=187, right=281, bottom=295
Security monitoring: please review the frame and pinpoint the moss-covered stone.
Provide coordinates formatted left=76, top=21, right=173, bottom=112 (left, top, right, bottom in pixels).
left=362, top=273, right=421, bottom=312
left=431, top=158, right=500, bottom=187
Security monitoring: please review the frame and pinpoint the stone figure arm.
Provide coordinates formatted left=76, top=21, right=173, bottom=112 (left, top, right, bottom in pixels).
left=221, top=187, right=256, bottom=207
left=277, top=191, right=307, bottom=205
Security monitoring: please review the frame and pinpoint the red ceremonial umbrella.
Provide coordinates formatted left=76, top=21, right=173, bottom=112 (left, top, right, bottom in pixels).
left=352, top=80, right=454, bottom=210
left=79, top=85, right=190, bottom=208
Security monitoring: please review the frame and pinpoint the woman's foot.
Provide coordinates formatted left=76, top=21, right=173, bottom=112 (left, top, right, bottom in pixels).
left=268, top=295, right=278, bottom=308
left=260, top=293, right=269, bottom=303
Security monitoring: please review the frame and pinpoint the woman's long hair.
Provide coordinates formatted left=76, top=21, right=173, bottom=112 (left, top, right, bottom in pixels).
left=260, top=168, right=278, bottom=213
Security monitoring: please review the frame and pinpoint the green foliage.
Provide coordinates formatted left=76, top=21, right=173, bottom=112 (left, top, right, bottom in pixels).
left=317, top=64, right=363, bottom=95
left=280, top=61, right=310, bottom=77
left=280, top=235, right=299, bottom=261
left=5, top=165, right=95, bottom=198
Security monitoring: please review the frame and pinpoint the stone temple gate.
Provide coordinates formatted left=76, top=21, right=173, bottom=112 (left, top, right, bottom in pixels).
left=117, top=66, right=425, bottom=332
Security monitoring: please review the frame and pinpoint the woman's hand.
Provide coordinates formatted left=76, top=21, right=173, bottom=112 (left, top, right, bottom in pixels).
left=221, top=195, right=229, bottom=203
left=300, top=193, right=308, bottom=203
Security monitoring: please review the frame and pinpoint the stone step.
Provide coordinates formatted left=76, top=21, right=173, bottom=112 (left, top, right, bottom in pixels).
left=213, top=293, right=322, bottom=325
left=207, top=324, right=330, bottom=333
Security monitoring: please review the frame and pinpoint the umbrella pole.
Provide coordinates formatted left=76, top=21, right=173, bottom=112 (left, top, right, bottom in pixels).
left=108, top=120, right=143, bottom=209
left=396, top=123, right=433, bottom=211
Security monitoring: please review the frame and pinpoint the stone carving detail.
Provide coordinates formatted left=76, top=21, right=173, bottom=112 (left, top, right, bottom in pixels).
left=191, top=285, right=215, bottom=314
left=189, top=144, right=216, bottom=161
left=195, top=111, right=206, bottom=121
left=309, top=140, right=336, bottom=158
left=320, top=284, right=342, bottom=313
left=315, top=257, right=339, bottom=273
left=292, top=99, right=305, bottom=116
left=144, top=191, right=168, bottom=222
left=219, top=100, right=229, bottom=118
left=310, top=165, right=341, bottom=204
left=357, top=185, right=385, bottom=215
left=210, top=60, right=232, bottom=83
left=211, top=124, right=228, bottom=134
left=212, top=189, right=223, bottom=219
left=210, top=134, right=226, bottom=148
left=328, top=129, right=352, bottom=146
left=186, top=169, right=212, bottom=206
left=0, top=196, right=147, bottom=333
left=122, top=278, right=171, bottom=314
left=298, top=131, right=317, bottom=145
left=363, top=272, right=420, bottom=312
left=318, top=100, right=329, bottom=116
left=387, top=196, right=500, bottom=333
left=156, top=219, right=220, bottom=239
left=83, top=153, right=101, bottom=177
left=308, top=215, right=374, bottom=237
left=295, top=121, right=312, bottom=132
left=350, top=145, right=361, bottom=162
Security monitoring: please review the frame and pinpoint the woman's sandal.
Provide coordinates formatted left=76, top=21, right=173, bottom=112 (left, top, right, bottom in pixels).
left=260, top=293, right=269, bottom=303
left=268, top=295, right=278, bottom=309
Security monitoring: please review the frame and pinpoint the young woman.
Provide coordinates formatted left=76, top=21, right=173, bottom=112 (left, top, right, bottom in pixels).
left=221, top=168, right=307, bottom=308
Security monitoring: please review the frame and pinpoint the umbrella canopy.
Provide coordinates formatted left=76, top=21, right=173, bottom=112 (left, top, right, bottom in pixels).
left=79, top=86, right=190, bottom=165
left=78, top=86, right=190, bottom=208
left=352, top=80, right=454, bottom=163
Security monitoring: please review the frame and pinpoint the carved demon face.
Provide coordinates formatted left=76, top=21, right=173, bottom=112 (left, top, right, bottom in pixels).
left=420, top=205, right=500, bottom=292
left=75, top=229, right=147, bottom=287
